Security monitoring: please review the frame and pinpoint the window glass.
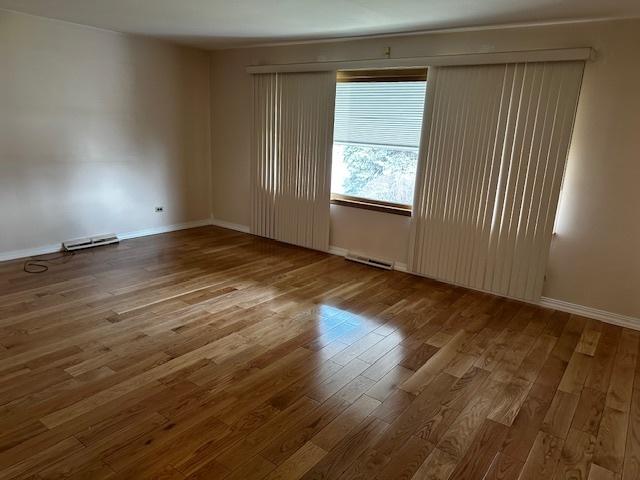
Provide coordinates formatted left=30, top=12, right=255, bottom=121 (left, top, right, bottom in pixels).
left=331, top=78, right=427, bottom=206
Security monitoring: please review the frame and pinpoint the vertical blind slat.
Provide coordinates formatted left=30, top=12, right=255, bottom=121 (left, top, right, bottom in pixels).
left=409, top=60, right=584, bottom=301
left=251, top=71, right=336, bottom=251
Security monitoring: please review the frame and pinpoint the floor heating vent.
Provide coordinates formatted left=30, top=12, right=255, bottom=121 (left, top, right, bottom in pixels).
left=345, top=252, right=394, bottom=270
left=63, top=234, right=119, bottom=251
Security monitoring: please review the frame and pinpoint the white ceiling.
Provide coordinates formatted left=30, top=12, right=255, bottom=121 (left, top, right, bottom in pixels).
left=1, top=0, right=639, bottom=49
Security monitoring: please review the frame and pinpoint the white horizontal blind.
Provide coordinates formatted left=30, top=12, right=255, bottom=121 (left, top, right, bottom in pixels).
left=334, top=81, right=426, bottom=148
left=409, top=61, right=584, bottom=301
left=251, top=71, right=336, bottom=251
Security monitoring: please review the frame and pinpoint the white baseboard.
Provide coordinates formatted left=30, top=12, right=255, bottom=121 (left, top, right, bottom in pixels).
left=328, top=246, right=348, bottom=257
left=0, top=243, right=64, bottom=262
left=539, top=297, right=640, bottom=330
left=0, top=218, right=212, bottom=262
left=210, top=217, right=251, bottom=234
left=119, top=218, right=212, bottom=241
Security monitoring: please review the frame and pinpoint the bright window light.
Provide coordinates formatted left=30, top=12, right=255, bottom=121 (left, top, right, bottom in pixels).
left=331, top=76, right=427, bottom=207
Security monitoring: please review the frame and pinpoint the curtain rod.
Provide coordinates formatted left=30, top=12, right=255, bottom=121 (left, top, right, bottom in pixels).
left=245, top=47, right=593, bottom=74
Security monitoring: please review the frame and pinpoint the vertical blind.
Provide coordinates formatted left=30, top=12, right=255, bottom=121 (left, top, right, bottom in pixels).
left=251, top=71, right=336, bottom=251
left=409, top=61, right=584, bottom=301
left=333, top=81, right=427, bottom=148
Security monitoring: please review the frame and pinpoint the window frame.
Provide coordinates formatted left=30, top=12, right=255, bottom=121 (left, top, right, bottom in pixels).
left=330, top=68, right=427, bottom=216
left=330, top=193, right=412, bottom=216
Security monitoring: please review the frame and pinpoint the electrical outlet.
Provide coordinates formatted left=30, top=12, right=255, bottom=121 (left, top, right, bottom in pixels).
left=155, top=206, right=164, bottom=212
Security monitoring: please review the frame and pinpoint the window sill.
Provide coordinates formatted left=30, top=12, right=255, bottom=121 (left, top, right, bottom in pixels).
left=330, top=196, right=412, bottom=217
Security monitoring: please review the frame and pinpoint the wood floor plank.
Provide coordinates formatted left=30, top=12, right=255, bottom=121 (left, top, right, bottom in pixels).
left=576, top=329, right=602, bottom=357
left=588, top=463, right=616, bottom=480
left=310, top=394, right=380, bottom=451
left=573, top=387, right=607, bottom=437
left=500, top=383, right=555, bottom=462
left=400, top=331, right=467, bottom=395
left=377, top=434, right=434, bottom=480
left=558, top=351, right=592, bottom=395
left=541, top=390, right=580, bottom=438
left=263, top=441, right=327, bottom=480
left=487, top=380, right=533, bottom=427
left=622, top=385, right=640, bottom=479
left=411, top=447, right=458, bottom=480
left=585, top=324, right=622, bottom=394
left=554, top=428, right=597, bottom=480
left=216, top=396, right=319, bottom=471
left=301, top=415, right=389, bottom=480
left=371, top=388, right=416, bottom=423
left=365, top=365, right=413, bottom=402
left=0, top=227, right=636, bottom=480
left=448, top=419, right=508, bottom=480
left=606, top=329, right=639, bottom=413
left=516, top=334, right=557, bottom=384
left=215, top=455, right=275, bottom=480
left=593, top=406, right=629, bottom=473
left=518, top=431, right=563, bottom=480
left=483, top=452, right=523, bottom=480
left=437, top=378, right=501, bottom=461
left=0, top=436, right=84, bottom=480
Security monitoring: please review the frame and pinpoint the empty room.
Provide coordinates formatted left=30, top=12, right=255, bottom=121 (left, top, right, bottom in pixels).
left=1, top=0, right=640, bottom=479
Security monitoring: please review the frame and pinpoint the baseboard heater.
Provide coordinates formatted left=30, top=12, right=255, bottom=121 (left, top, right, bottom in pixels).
left=63, top=234, right=119, bottom=252
left=345, top=252, right=394, bottom=270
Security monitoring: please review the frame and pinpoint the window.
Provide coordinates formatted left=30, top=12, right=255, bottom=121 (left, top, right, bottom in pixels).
left=331, top=69, right=427, bottom=214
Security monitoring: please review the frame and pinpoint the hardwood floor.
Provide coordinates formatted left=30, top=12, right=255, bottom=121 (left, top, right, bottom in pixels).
left=0, top=226, right=638, bottom=479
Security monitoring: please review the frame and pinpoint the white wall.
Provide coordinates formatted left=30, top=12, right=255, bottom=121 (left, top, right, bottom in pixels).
left=0, top=10, right=211, bottom=256
left=210, top=19, right=640, bottom=319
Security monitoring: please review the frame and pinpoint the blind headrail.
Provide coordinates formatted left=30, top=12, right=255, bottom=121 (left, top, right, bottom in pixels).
left=246, top=47, right=593, bottom=74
